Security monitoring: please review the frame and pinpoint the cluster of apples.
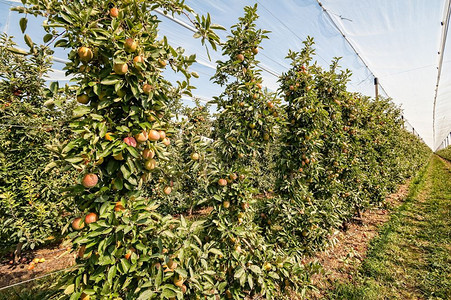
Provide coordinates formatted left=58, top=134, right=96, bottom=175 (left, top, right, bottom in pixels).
left=27, top=257, right=46, bottom=271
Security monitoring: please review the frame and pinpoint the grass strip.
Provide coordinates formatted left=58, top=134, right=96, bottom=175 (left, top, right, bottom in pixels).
left=328, top=155, right=450, bottom=299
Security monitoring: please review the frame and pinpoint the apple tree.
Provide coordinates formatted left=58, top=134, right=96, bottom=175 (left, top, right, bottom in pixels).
left=15, top=0, right=223, bottom=298
left=0, top=33, right=75, bottom=257
left=164, top=100, right=215, bottom=215
left=205, top=5, right=314, bottom=298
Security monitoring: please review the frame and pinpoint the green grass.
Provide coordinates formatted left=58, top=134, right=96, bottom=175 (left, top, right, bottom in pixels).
left=328, top=155, right=451, bottom=299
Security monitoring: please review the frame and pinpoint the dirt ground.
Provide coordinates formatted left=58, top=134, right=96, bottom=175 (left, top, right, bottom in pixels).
left=307, top=180, right=411, bottom=298
left=0, top=241, right=75, bottom=289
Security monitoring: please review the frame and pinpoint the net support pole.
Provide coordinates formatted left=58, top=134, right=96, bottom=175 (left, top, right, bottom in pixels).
left=374, top=77, right=379, bottom=99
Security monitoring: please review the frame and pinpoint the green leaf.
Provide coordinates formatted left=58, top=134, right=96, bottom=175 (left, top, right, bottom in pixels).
left=120, top=258, right=131, bottom=273
left=114, top=177, right=123, bottom=190
left=135, top=243, right=146, bottom=251
left=218, top=281, right=227, bottom=292
left=137, top=290, right=155, bottom=300
left=155, top=264, right=163, bottom=287
left=72, top=106, right=91, bottom=118
left=59, top=12, right=74, bottom=25
left=43, top=33, right=53, bottom=43
left=19, top=18, right=28, bottom=33
left=234, top=267, right=245, bottom=279
left=107, top=265, right=116, bottom=284
left=99, top=202, right=109, bottom=216
left=61, top=141, right=77, bottom=154
left=248, top=265, right=261, bottom=275
left=101, top=76, right=122, bottom=85
left=248, top=275, right=254, bottom=290
left=65, top=157, right=84, bottom=163
left=54, top=39, right=68, bottom=48
left=63, top=284, right=74, bottom=295
left=98, top=99, right=114, bottom=110
left=82, top=289, right=95, bottom=295
left=210, top=24, right=226, bottom=31
left=120, top=164, right=131, bottom=179
left=239, top=272, right=246, bottom=286
left=90, top=114, right=104, bottom=121
left=126, top=175, right=137, bottom=186
left=268, top=271, right=280, bottom=279
left=24, top=34, right=33, bottom=48
left=98, top=122, right=107, bottom=138
left=106, top=159, right=119, bottom=175
left=49, top=81, right=59, bottom=94
left=8, top=47, right=27, bottom=55
left=176, top=268, right=188, bottom=278
left=44, top=161, right=58, bottom=172
left=209, top=248, right=223, bottom=256
left=161, top=287, right=177, bottom=298
left=69, top=293, right=79, bottom=300
left=126, top=146, right=140, bottom=158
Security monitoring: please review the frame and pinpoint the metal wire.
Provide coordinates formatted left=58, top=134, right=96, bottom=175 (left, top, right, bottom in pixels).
left=0, top=266, right=72, bottom=292
left=154, top=8, right=282, bottom=78
left=314, top=0, right=390, bottom=96
left=255, top=0, right=329, bottom=65
left=315, top=0, right=427, bottom=143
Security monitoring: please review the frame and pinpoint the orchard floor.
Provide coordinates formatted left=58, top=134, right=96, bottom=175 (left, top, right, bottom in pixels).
left=0, top=241, right=74, bottom=298
left=320, top=155, right=451, bottom=299
left=306, top=179, right=411, bottom=298
left=0, top=155, right=449, bottom=299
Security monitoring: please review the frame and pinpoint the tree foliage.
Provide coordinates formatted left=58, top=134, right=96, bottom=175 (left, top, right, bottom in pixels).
left=0, top=33, right=75, bottom=252
left=436, top=145, right=451, bottom=161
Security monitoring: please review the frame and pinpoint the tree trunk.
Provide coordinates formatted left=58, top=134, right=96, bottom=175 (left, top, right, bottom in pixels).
left=14, top=242, right=23, bottom=263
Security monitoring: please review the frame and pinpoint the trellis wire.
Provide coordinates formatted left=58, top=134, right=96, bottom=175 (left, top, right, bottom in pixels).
left=0, top=266, right=72, bottom=292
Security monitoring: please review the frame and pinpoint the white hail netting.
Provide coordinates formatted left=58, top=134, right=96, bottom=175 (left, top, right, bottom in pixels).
left=1, top=0, right=450, bottom=149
